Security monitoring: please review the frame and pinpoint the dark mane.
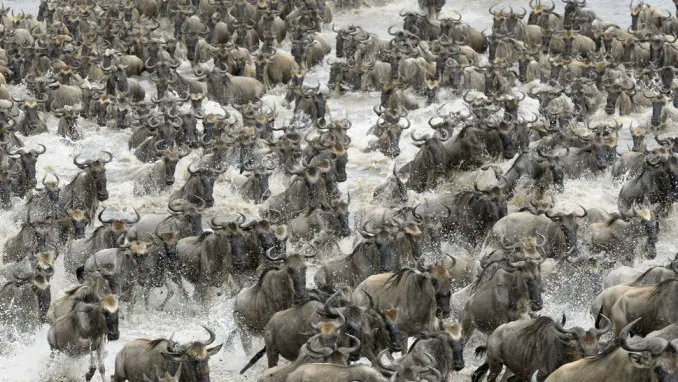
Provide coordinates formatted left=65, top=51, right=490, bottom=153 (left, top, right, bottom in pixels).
left=85, top=225, right=109, bottom=243
left=519, top=315, right=556, bottom=338
left=648, top=278, right=678, bottom=303
left=585, top=341, right=622, bottom=363
left=630, top=266, right=664, bottom=286
left=385, top=268, right=418, bottom=290
left=195, top=231, right=213, bottom=243
left=253, top=267, right=280, bottom=291
left=471, top=258, right=508, bottom=292
left=147, top=338, right=168, bottom=349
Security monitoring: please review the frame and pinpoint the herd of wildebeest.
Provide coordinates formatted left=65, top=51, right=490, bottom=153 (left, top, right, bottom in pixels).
left=4, top=0, right=678, bottom=380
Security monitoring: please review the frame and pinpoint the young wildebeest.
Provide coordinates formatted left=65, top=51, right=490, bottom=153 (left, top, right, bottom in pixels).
left=112, top=326, right=222, bottom=382
left=47, top=292, right=120, bottom=382
left=352, top=262, right=453, bottom=352
left=231, top=249, right=315, bottom=352
left=472, top=314, right=611, bottom=382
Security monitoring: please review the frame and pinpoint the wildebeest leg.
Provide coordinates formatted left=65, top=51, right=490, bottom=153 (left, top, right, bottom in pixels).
left=194, top=283, right=210, bottom=307
left=143, top=286, right=151, bottom=310
left=158, top=278, right=175, bottom=311
left=97, top=342, right=106, bottom=382
left=127, top=283, right=140, bottom=315
left=85, top=348, right=97, bottom=381
left=266, top=346, right=280, bottom=368
left=486, top=354, right=504, bottom=382
left=461, top=310, right=476, bottom=344
left=241, top=328, right=253, bottom=354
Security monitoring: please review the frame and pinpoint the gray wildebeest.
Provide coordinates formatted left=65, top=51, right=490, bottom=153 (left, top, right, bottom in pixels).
left=61, top=152, right=113, bottom=225
left=543, top=318, right=678, bottom=382
left=133, top=144, right=190, bottom=196
left=581, top=206, right=659, bottom=264
left=472, top=314, right=610, bottom=382
left=617, top=150, right=678, bottom=218
left=378, top=323, right=465, bottom=381
left=112, top=326, right=222, bottom=382
left=352, top=262, right=453, bottom=352
left=462, top=256, right=545, bottom=343
left=47, top=292, right=120, bottom=382
left=231, top=249, right=315, bottom=352
left=286, top=363, right=389, bottom=382
left=487, top=207, right=587, bottom=259
left=609, top=278, right=678, bottom=336
left=0, top=256, right=51, bottom=335
left=169, top=164, right=226, bottom=208
left=66, top=207, right=140, bottom=279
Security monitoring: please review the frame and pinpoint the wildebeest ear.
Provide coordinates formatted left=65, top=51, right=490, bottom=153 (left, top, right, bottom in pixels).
left=207, top=343, right=223, bottom=356
left=627, top=352, right=652, bottom=369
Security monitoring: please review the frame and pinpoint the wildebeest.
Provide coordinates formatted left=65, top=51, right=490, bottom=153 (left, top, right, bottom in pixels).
left=378, top=323, right=465, bottom=380
left=61, top=152, right=112, bottom=225
left=286, top=363, right=389, bottom=382
left=617, top=150, right=678, bottom=218
left=47, top=291, right=120, bottom=382
left=231, top=249, right=315, bottom=352
left=544, top=318, right=678, bottom=381
left=111, top=326, right=222, bottom=382
left=133, top=144, right=190, bottom=196
left=0, top=257, right=50, bottom=335
left=352, top=262, right=453, bottom=351
left=169, top=164, right=225, bottom=208
left=127, top=199, right=205, bottom=244
left=581, top=206, right=659, bottom=263
left=610, top=278, right=678, bottom=336
left=8, top=143, right=46, bottom=198
left=473, top=314, right=610, bottom=382
left=66, top=207, right=140, bottom=279
left=462, top=256, right=544, bottom=343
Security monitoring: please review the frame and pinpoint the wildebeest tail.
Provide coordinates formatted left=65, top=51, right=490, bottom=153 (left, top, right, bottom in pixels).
left=240, top=346, right=266, bottom=375
left=474, top=345, right=487, bottom=358
left=471, top=361, right=490, bottom=382
left=595, top=305, right=604, bottom=329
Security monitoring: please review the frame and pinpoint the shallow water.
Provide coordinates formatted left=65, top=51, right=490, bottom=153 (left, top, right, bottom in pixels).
left=1, top=0, right=678, bottom=381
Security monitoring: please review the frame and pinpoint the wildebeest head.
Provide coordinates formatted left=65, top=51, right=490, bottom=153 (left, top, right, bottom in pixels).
left=656, top=134, right=678, bottom=154
left=375, top=110, right=411, bottom=158
left=552, top=313, right=610, bottom=357
left=242, top=162, right=275, bottom=203
left=155, top=143, right=190, bottom=186
left=545, top=205, right=587, bottom=256
left=528, top=0, right=556, bottom=24
left=505, top=6, right=527, bottom=33
left=328, top=195, right=351, bottom=237
left=183, top=164, right=227, bottom=207
left=373, top=163, right=409, bottom=205
left=418, top=262, right=453, bottom=319
left=16, top=98, right=42, bottom=127
left=73, top=151, right=113, bottom=201
left=358, top=288, right=403, bottom=353
left=8, top=144, right=46, bottom=189
left=332, top=24, right=357, bottom=58
left=535, top=147, right=568, bottom=192
left=618, top=318, right=678, bottom=379
left=266, top=248, right=316, bottom=302
left=506, top=257, right=544, bottom=311
left=644, top=89, right=670, bottom=127
left=289, top=158, right=333, bottom=209
left=629, top=125, right=647, bottom=152
left=243, top=216, right=288, bottom=258
left=168, top=198, right=205, bottom=237
left=161, top=326, right=222, bottom=381
left=489, top=5, right=509, bottom=31
left=307, top=314, right=361, bottom=361
left=66, top=206, right=90, bottom=239
left=603, top=79, right=635, bottom=115
left=210, top=216, right=248, bottom=269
